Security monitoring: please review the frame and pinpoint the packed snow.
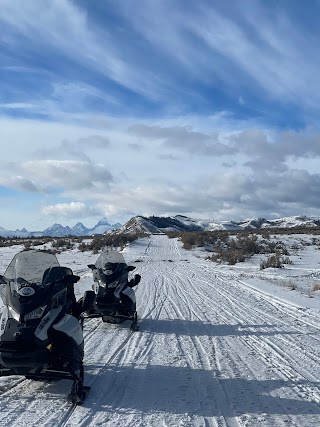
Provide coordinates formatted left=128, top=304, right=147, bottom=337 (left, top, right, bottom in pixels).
left=0, top=234, right=319, bottom=426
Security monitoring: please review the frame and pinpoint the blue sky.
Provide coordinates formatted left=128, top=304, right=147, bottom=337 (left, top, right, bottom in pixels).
left=1, top=0, right=320, bottom=230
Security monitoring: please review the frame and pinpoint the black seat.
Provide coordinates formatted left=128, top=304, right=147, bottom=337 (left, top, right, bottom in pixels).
left=42, top=266, right=64, bottom=285
left=60, top=267, right=73, bottom=276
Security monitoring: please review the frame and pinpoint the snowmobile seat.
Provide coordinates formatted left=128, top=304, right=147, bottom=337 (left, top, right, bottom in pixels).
left=62, top=267, right=73, bottom=275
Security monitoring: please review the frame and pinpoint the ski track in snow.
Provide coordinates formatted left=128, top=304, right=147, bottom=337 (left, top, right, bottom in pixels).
left=0, top=235, right=319, bottom=426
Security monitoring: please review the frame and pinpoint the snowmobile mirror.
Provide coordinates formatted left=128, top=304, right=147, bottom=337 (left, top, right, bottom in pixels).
left=87, top=264, right=96, bottom=270
left=81, top=290, right=95, bottom=313
left=127, top=266, right=136, bottom=272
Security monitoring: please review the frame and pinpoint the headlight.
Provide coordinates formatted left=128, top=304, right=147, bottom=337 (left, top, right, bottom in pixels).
left=24, top=306, right=46, bottom=321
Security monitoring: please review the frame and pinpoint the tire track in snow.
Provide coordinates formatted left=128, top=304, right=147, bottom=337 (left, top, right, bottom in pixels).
left=161, top=256, right=320, bottom=426
left=59, top=274, right=169, bottom=427
left=148, top=259, right=241, bottom=427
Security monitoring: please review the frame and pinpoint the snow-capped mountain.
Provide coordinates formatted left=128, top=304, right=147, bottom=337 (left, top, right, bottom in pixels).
left=91, top=218, right=112, bottom=235
left=0, top=218, right=121, bottom=238
left=42, top=224, right=74, bottom=237
left=42, top=218, right=121, bottom=237
left=72, top=222, right=89, bottom=235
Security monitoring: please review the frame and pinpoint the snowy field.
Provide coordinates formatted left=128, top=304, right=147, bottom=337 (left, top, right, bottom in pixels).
left=0, top=234, right=319, bottom=426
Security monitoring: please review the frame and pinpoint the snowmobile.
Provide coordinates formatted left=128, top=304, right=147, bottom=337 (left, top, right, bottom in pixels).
left=86, top=249, right=141, bottom=331
left=0, top=249, right=95, bottom=404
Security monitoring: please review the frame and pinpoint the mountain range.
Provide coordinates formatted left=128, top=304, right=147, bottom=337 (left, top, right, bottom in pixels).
left=0, top=218, right=122, bottom=238
left=1, top=214, right=320, bottom=238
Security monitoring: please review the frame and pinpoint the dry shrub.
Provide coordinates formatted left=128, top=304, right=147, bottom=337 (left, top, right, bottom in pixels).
left=311, top=282, right=320, bottom=292
left=287, top=280, right=298, bottom=291
left=260, top=253, right=283, bottom=270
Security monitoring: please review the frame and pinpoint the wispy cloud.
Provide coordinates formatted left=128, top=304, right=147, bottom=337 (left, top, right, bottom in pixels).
left=116, top=0, right=320, bottom=115
left=0, top=0, right=173, bottom=106
left=2, top=0, right=320, bottom=123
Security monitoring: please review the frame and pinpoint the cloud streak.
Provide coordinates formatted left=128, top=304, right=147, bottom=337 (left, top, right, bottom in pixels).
left=1, top=0, right=320, bottom=123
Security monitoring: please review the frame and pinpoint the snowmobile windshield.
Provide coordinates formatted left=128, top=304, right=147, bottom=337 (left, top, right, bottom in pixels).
left=95, top=249, right=126, bottom=269
left=1, top=250, right=67, bottom=319
left=94, top=249, right=128, bottom=285
left=3, top=250, right=64, bottom=292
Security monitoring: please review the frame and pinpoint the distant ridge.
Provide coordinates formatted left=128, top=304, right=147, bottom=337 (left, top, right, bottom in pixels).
left=116, top=214, right=320, bottom=235
left=1, top=214, right=320, bottom=238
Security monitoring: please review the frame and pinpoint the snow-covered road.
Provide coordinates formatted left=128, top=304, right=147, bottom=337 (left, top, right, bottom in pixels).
left=0, top=235, right=319, bottom=426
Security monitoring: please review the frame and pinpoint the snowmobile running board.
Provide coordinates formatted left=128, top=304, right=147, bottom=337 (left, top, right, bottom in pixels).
left=25, top=370, right=81, bottom=381
left=83, top=313, right=139, bottom=330
left=0, top=364, right=91, bottom=404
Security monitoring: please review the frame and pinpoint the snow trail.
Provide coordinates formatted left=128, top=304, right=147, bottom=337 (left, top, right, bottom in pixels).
left=0, top=235, right=319, bottom=426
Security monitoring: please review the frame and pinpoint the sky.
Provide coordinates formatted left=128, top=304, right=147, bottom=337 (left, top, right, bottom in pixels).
left=1, top=0, right=320, bottom=230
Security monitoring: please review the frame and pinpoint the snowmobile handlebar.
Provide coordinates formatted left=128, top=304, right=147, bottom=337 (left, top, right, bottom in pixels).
left=128, top=274, right=141, bottom=288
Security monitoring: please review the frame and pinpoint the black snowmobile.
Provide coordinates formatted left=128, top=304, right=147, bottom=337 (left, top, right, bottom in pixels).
left=86, top=249, right=141, bottom=331
left=0, top=249, right=95, bottom=404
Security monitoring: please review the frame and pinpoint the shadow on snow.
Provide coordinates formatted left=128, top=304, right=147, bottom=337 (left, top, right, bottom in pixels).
left=79, top=364, right=320, bottom=418
left=138, top=318, right=304, bottom=338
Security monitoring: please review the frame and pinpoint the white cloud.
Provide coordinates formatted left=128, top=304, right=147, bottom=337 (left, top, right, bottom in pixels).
left=42, top=201, right=102, bottom=218
left=1, top=114, right=320, bottom=228
left=129, top=124, right=233, bottom=156
left=1, top=160, right=113, bottom=193
left=1, top=176, right=42, bottom=193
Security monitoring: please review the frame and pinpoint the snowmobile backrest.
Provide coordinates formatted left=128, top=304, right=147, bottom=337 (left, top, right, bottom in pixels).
left=60, top=267, right=80, bottom=284
left=42, top=266, right=65, bottom=285
left=61, top=267, right=73, bottom=276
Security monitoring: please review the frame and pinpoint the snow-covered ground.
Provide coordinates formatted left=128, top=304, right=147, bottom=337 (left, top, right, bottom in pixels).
left=0, top=234, right=319, bottom=426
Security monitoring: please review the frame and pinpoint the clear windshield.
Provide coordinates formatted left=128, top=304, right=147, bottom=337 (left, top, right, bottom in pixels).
left=3, top=250, right=64, bottom=288
left=95, top=249, right=126, bottom=269
left=92, top=249, right=128, bottom=286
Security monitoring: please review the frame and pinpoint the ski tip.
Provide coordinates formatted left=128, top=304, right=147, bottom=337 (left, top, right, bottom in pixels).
left=68, top=385, right=91, bottom=405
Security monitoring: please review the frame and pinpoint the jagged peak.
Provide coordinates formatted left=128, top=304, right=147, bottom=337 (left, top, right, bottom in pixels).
left=95, top=217, right=111, bottom=226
